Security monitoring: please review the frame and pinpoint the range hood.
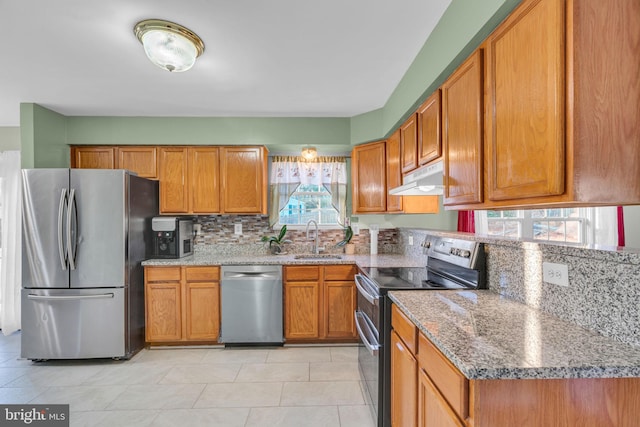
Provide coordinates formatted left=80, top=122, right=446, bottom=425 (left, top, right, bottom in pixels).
left=389, top=160, right=444, bottom=196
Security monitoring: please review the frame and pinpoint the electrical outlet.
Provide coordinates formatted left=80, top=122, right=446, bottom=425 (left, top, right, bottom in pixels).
left=542, top=262, right=569, bottom=287
left=234, top=223, right=242, bottom=235
left=408, top=271, right=413, bottom=281
left=352, top=223, right=360, bottom=235
left=408, top=235, right=414, bottom=246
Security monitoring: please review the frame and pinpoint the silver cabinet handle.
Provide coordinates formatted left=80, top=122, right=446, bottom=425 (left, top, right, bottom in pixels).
left=66, top=188, right=77, bottom=270
left=355, top=274, right=378, bottom=305
left=27, top=293, right=114, bottom=301
left=57, top=188, right=68, bottom=270
left=355, top=311, right=380, bottom=356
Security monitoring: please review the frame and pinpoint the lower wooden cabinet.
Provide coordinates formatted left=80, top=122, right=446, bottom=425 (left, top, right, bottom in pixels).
left=418, top=369, right=464, bottom=427
left=284, top=265, right=357, bottom=342
left=145, top=266, right=220, bottom=344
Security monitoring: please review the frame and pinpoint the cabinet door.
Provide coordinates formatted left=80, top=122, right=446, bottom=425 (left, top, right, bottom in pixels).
left=400, top=113, right=419, bottom=173
left=189, top=147, right=220, bottom=214
left=324, top=281, right=356, bottom=339
left=145, top=281, right=182, bottom=342
left=418, top=90, right=442, bottom=166
left=386, top=130, right=403, bottom=213
left=352, top=141, right=387, bottom=213
left=442, top=50, right=484, bottom=206
left=159, top=147, right=189, bottom=213
left=485, top=0, right=564, bottom=201
left=117, top=147, right=157, bottom=179
left=284, top=281, right=320, bottom=339
left=391, top=330, right=418, bottom=427
left=185, top=281, right=220, bottom=341
left=72, top=147, right=115, bottom=169
left=418, top=369, right=464, bottom=427
left=221, top=146, right=267, bottom=214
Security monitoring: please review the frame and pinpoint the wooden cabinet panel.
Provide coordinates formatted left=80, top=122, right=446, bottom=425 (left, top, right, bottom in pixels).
left=352, top=141, right=387, bottom=213
left=284, top=281, right=320, bottom=339
left=385, top=130, right=403, bottom=213
left=185, top=281, right=219, bottom=341
left=417, top=90, right=442, bottom=166
left=485, top=0, right=564, bottom=201
left=400, top=113, right=419, bottom=174
left=323, top=265, right=356, bottom=281
left=221, top=146, right=267, bottom=214
left=285, top=266, right=320, bottom=281
left=159, top=147, right=189, bottom=213
left=442, top=50, right=484, bottom=206
left=391, top=330, right=418, bottom=427
left=145, top=282, right=182, bottom=342
left=324, top=281, right=356, bottom=339
left=392, top=304, right=417, bottom=355
left=419, top=369, right=464, bottom=427
left=117, top=146, right=157, bottom=179
left=189, top=147, right=220, bottom=213
left=185, top=266, right=220, bottom=282
left=72, top=147, right=115, bottom=169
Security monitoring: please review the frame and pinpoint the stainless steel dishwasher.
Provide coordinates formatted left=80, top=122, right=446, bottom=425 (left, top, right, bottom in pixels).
left=220, top=265, right=284, bottom=344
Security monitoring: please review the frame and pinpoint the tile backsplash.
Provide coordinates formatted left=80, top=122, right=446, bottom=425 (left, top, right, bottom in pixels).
left=399, top=228, right=640, bottom=348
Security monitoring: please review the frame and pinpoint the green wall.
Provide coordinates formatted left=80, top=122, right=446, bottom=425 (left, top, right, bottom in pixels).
left=0, top=127, right=20, bottom=151
left=20, top=104, right=67, bottom=168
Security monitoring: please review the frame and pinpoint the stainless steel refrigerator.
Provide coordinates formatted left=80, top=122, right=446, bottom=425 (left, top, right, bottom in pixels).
left=21, top=169, right=158, bottom=360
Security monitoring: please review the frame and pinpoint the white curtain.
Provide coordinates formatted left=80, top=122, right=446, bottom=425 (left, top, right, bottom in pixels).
left=268, top=156, right=348, bottom=226
left=0, top=151, right=21, bottom=335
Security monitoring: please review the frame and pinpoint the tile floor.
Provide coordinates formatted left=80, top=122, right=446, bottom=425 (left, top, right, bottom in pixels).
left=0, top=332, right=375, bottom=427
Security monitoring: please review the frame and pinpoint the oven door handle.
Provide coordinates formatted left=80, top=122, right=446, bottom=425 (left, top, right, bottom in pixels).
left=355, top=311, right=380, bottom=356
left=355, top=274, right=379, bottom=305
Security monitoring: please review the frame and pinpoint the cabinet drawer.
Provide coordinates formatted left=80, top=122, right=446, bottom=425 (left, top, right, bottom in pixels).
left=285, top=266, right=320, bottom=281
left=185, top=266, right=220, bottom=282
left=323, top=265, right=357, bottom=281
left=391, top=304, right=417, bottom=354
left=145, top=267, right=181, bottom=282
left=418, top=332, right=469, bottom=421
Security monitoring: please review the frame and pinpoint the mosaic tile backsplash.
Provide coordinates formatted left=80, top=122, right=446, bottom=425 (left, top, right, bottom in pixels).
left=193, top=215, right=400, bottom=255
left=398, top=228, right=640, bottom=348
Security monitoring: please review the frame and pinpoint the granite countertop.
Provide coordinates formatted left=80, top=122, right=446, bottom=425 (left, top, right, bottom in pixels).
left=142, top=253, right=426, bottom=268
left=389, top=290, right=640, bottom=380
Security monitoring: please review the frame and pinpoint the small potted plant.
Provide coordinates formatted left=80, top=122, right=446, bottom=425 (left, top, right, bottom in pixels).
left=336, top=225, right=355, bottom=254
left=261, top=225, right=291, bottom=255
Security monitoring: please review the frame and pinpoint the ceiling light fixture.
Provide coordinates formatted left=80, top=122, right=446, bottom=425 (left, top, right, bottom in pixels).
left=134, top=19, right=205, bottom=72
left=301, top=147, right=318, bottom=161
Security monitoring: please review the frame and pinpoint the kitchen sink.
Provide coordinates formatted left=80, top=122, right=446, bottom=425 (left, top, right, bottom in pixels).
left=293, top=254, right=343, bottom=260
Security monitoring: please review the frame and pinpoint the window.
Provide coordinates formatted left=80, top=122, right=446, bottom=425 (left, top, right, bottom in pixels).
left=278, top=184, right=339, bottom=226
left=477, top=207, right=617, bottom=246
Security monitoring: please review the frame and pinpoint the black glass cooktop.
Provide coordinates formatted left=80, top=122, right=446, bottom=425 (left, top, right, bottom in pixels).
left=360, top=265, right=476, bottom=291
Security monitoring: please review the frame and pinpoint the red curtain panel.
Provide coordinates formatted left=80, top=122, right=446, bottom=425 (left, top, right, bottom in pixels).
left=618, top=206, right=625, bottom=247
left=457, top=210, right=475, bottom=233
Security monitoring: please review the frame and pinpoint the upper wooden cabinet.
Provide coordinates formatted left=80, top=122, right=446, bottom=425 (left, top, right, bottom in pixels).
left=417, top=89, right=442, bottom=167
left=442, top=50, right=484, bottom=207
left=352, top=140, right=387, bottom=213
left=71, top=146, right=157, bottom=179
left=159, top=147, right=190, bottom=214
left=189, top=147, right=220, bottom=214
left=220, top=146, right=268, bottom=214
left=400, top=113, right=418, bottom=174
left=385, top=130, right=403, bottom=213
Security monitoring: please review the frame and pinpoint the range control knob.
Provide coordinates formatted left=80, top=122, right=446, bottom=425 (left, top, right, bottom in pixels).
left=460, top=250, right=471, bottom=258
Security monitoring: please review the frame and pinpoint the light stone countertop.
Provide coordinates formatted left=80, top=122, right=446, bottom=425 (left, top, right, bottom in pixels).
left=389, top=290, right=640, bottom=380
left=142, top=253, right=425, bottom=268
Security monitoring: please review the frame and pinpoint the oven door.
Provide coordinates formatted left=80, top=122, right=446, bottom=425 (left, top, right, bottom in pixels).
left=355, top=274, right=381, bottom=425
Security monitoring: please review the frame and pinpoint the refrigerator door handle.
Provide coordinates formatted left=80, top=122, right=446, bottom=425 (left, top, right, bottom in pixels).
left=67, top=188, right=78, bottom=270
left=57, top=188, right=68, bottom=270
left=27, top=293, right=115, bottom=301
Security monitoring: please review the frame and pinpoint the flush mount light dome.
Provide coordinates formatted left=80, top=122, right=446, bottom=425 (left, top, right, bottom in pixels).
left=301, top=147, right=318, bottom=161
left=134, top=19, right=204, bottom=72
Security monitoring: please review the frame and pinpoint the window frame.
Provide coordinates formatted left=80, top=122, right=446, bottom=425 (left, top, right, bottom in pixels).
left=276, top=184, right=341, bottom=229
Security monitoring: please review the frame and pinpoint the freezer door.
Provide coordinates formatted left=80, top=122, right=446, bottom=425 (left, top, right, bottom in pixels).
left=20, top=288, right=126, bottom=359
left=70, top=169, right=127, bottom=288
left=22, top=169, right=71, bottom=288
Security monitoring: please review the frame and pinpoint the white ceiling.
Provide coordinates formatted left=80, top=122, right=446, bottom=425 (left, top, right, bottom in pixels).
left=0, top=0, right=451, bottom=126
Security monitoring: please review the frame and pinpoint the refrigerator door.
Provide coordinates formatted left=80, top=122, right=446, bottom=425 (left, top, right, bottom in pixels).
left=70, top=169, right=127, bottom=288
left=22, top=169, right=71, bottom=289
left=21, top=288, right=126, bottom=359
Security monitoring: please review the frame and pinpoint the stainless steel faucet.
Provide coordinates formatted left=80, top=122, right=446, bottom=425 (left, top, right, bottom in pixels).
left=305, top=219, right=319, bottom=254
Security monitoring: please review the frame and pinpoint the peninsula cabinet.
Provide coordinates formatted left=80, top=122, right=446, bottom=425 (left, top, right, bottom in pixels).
left=283, top=265, right=357, bottom=342
left=144, top=266, right=220, bottom=344
left=447, top=0, right=640, bottom=210
left=391, top=304, right=418, bottom=427
left=71, top=146, right=158, bottom=179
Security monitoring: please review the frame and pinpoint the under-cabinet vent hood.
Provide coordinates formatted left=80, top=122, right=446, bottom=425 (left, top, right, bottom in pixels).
left=389, top=160, right=444, bottom=196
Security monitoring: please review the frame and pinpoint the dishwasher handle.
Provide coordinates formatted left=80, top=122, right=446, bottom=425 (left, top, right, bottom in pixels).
left=223, top=272, right=281, bottom=280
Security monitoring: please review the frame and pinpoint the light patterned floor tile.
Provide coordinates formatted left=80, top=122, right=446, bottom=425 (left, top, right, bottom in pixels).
left=310, top=362, right=361, bottom=381
left=330, top=346, right=359, bottom=362
left=266, top=347, right=332, bottom=363
left=235, top=362, right=309, bottom=382
left=70, top=410, right=158, bottom=427
left=131, top=349, right=208, bottom=365
left=0, top=386, right=48, bottom=404
left=339, top=405, right=376, bottom=427
left=30, top=385, right=126, bottom=411
left=149, top=408, right=249, bottom=427
left=280, top=381, right=365, bottom=406
left=194, top=382, right=283, bottom=408
left=159, top=363, right=241, bottom=384
left=6, top=365, right=108, bottom=388
left=83, top=364, right=173, bottom=386
left=246, top=406, right=340, bottom=427
left=202, top=348, right=270, bottom=364
left=106, top=384, right=206, bottom=410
